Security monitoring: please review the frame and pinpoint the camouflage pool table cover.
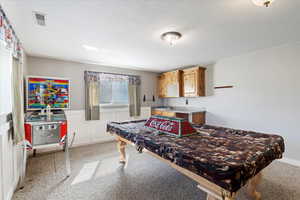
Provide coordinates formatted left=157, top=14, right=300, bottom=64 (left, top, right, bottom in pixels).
left=107, top=120, right=284, bottom=192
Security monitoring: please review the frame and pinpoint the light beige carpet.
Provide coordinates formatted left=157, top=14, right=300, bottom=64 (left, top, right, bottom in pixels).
left=13, top=142, right=300, bottom=200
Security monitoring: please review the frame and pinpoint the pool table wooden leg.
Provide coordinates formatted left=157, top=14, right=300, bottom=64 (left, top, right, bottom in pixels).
left=117, top=137, right=127, bottom=163
left=206, top=193, right=236, bottom=200
left=224, top=195, right=236, bottom=200
left=224, top=192, right=236, bottom=200
left=206, top=194, right=218, bottom=200
left=247, top=172, right=262, bottom=200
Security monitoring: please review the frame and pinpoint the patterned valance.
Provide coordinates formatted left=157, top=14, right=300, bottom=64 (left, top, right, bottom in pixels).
left=0, top=5, right=22, bottom=59
left=100, top=73, right=129, bottom=81
left=128, top=76, right=141, bottom=85
left=85, top=70, right=140, bottom=84
left=84, top=71, right=100, bottom=82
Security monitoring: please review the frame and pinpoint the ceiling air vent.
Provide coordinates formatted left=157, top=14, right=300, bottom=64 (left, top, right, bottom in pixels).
left=33, top=12, right=46, bottom=26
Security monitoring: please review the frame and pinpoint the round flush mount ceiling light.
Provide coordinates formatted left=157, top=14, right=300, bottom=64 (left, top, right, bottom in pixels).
left=161, top=31, right=182, bottom=46
left=252, top=0, right=275, bottom=7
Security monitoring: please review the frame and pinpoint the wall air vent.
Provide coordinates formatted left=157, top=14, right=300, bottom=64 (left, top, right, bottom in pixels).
left=33, top=12, right=46, bottom=26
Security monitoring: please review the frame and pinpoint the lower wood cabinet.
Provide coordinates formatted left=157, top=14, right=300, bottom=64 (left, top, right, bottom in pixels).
left=191, top=112, right=206, bottom=125
left=151, top=110, right=206, bottom=125
left=162, top=111, right=176, bottom=117
left=151, top=110, right=175, bottom=117
left=151, top=110, right=161, bottom=116
left=175, top=112, right=206, bottom=125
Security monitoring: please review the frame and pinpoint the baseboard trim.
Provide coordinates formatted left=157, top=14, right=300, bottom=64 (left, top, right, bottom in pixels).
left=7, top=187, right=14, bottom=200
left=27, top=139, right=115, bottom=156
left=72, top=138, right=115, bottom=148
left=7, top=179, right=18, bottom=200
left=279, top=157, right=300, bottom=167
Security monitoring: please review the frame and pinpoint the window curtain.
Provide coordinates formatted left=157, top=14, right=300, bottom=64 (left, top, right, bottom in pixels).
left=84, top=71, right=100, bottom=120
left=128, top=76, right=141, bottom=117
left=12, top=57, right=25, bottom=144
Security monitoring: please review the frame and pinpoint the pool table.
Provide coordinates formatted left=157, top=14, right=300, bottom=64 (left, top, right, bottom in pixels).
left=107, top=120, right=284, bottom=200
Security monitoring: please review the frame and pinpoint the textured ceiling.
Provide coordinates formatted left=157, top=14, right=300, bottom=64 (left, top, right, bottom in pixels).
left=1, top=0, right=300, bottom=72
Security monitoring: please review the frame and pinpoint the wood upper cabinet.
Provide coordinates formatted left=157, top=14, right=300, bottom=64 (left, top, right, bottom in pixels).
left=157, top=74, right=167, bottom=98
left=157, top=70, right=182, bottom=98
left=182, top=66, right=206, bottom=97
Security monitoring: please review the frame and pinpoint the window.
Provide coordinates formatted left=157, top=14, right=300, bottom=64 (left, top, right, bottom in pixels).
left=99, top=74, right=129, bottom=105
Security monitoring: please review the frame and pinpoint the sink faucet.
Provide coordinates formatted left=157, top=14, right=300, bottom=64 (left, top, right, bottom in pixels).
left=185, top=98, right=189, bottom=105
left=46, top=104, right=51, bottom=121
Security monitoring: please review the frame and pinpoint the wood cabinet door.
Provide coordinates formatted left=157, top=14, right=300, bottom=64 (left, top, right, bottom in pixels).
left=183, top=69, right=198, bottom=97
left=152, top=110, right=162, bottom=115
left=198, top=68, right=205, bottom=96
left=151, top=110, right=175, bottom=117
left=192, top=112, right=206, bottom=125
left=157, top=75, right=166, bottom=98
left=158, top=70, right=182, bottom=98
left=183, top=67, right=205, bottom=97
left=162, top=111, right=175, bottom=117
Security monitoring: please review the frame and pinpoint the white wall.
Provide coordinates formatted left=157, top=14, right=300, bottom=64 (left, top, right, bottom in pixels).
left=165, top=42, right=300, bottom=162
left=27, top=56, right=161, bottom=110
left=26, top=56, right=158, bottom=151
left=33, top=107, right=152, bottom=154
left=64, top=107, right=151, bottom=148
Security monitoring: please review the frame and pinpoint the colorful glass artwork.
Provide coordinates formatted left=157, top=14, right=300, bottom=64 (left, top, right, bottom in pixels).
left=27, top=77, right=70, bottom=110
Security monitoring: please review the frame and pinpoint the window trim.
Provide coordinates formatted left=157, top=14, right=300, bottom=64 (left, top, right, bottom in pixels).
left=100, top=103, right=129, bottom=109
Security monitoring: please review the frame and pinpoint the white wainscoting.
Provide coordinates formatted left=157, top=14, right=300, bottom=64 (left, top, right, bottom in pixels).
left=0, top=123, right=25, bottom=200
left=64, top=107, right=151, bottom=147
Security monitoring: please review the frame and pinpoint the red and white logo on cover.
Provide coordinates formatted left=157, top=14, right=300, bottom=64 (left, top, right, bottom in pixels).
left=149, top=120, right=175, bottom=131
left=145, top=117, right=179, bottom=134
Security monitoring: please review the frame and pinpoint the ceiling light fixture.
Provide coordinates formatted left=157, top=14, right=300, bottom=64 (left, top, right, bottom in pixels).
left=252, top=0, right=274, bottom=7
left=82, top=45, right=99, bottom=51
left=161, top=31, right=182, bottom=46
